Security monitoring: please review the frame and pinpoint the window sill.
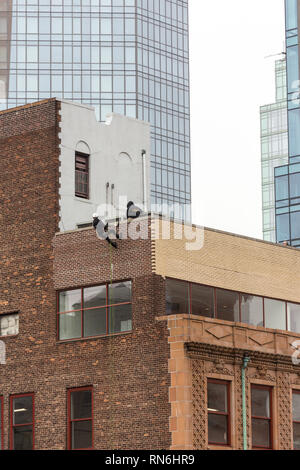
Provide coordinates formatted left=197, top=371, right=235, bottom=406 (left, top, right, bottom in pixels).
left=158, top=313, right=300, bottom=337
left=57, top=330, right=132, bottom=344
left=208, top=444, right=233, bottom=451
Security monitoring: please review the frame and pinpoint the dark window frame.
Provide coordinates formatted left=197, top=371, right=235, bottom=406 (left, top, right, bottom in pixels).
left=67, top=386, right=93, bottom=451
left=9, top=393, right=35, bottom=450
left=75, top=151, right=89, bottom=199
left=0, top=396, right=3, bottom=450
left=207, top=379, right=231, bottom=447
left=165, top=277, right=300, bottom=333
left=57, top=280, right=132, bottom=341
left=292, top=389, right=300, bottom=450
left=251, top=385, right=273, bottom=450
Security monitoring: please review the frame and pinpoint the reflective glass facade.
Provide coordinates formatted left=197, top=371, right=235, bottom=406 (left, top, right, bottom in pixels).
left=261, top=59, right=288, bottom=242
left=275, top=162, right=300, bottom=246
left=275, top=0, right=300, bottom=246
left=0, top=0, right=191, bottom=215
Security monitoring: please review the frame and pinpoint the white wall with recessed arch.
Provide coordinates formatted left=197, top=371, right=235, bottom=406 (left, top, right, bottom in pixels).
left=59, top=100, right=150, bottom=231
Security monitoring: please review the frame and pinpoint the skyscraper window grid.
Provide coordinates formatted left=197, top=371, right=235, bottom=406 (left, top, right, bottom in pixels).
left=261, top=59, right=288, bottom=243
left=1, top=0, right=191, bottom=218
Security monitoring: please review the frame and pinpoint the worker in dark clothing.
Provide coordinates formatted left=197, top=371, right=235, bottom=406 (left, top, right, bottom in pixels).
left=127, top=201, right=142, bottom=221
left=92, top=214, right=118, bottom=249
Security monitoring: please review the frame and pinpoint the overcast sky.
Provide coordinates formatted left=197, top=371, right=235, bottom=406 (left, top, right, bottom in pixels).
left=189, top=0, right=285, bottom=239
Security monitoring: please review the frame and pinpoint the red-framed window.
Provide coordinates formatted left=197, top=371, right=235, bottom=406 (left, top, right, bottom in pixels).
left=75, top=152, right=89, bottom=199
left=207, top=379, right=231, bottom=446
left=165, top=278, right=300, bottom=333
left=0, top=396, right=3, bottom=450
left=293, top=390, right=300, bottom=450
left=251, top=385, right=273, bottom=450
left=57, top=281, right=132, bottom=341
left=67, top=387, right=93, bottom=450
left=10, top=393, right=34, bottom=450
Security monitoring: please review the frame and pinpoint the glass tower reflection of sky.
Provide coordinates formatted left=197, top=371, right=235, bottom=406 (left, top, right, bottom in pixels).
left=0, top=0, right=191, bottom=217
left=275, top=0, right=300, bottom=246
left=261, top=59, right=288, bottom=243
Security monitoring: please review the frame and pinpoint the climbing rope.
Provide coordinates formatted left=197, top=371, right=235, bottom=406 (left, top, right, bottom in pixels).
left=108, top=241, right=115, bottom=448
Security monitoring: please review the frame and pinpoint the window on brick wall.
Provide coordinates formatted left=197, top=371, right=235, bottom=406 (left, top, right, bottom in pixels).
left=75, top=152, right=89, bottom=199
left=293, top=390, right=300, bottom=450
left=67, top=387, right=93, bottom=450
left=0, top=396, right=3, bottom=450
left=58, top=281, right=132, bottom=341
left=0, top=313, right=19, bottom=337
left=10, top=393, right=34, bottom=450
left=166, top=278, right=189, bottom=315
left=207, top=379, right=231, bottom=446
left=251, top=385, right=273, bottom=450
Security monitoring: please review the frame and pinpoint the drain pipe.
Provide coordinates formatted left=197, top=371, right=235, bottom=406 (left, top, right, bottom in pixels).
left=141, top=149, right=147, bottom=211
left=242, top=355, right=250, bottom=450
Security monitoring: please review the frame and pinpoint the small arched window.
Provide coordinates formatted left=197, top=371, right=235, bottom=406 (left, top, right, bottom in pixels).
left=75, top=151, right=89, bottom=199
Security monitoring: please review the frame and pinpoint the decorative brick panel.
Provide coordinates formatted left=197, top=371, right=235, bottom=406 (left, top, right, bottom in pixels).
left=277, top=371, right=293, bottom=449
left=192, top=359, right=206, bottom=449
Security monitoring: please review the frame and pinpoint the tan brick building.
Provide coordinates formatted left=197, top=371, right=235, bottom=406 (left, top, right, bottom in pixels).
left=1, top=100, right=300, bottom=450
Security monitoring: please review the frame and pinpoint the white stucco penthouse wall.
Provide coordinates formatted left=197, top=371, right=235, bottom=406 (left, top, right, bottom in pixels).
left=59, top=100, right=151, bottom=231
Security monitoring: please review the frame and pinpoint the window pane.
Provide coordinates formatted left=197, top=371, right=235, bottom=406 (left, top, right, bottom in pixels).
left=241, top=294, right=263, bottom=327
left=276, top=213, right=290, bottom=242
left=191, top=284, right=214, bottom=317
left=275, top=175, right=289, bottom=200
left=84, top=285, right=106, bottom=309
left=59, top=289, right=81, bottom=313
left=83, top=307, right=106, bottom=337
left=216, top=289, right=239, bottom=322
left=109, top=304, right=132, bottom=334
left=290, top=173, right=300, bottom=199
left=0, top=313, right=19, bottom=336
left=252, top=418, right=270, bottom=448
left=166, top=279, right=189, bottom=315
left=13, top=396, right=33, bottom=425
left=207, top=382, right=228, bottom=413
left=108, top=281, right=131, bottom=305
left=59, top=311, right=81, bottom=340
left=289, top=109, right=300, bottom=157
left=293, top=393, right=300, bottom=421
left=294, top=423, right=300, bottom=450
left=208, top=414, right=228, bottom=445
left=72, top=420, right=92, bottom=450
left=71, top=390, right=92, bottom=420
left=13, top=425, right=33, bottom=450
left=288, top=303, right=300, bottom=333
left=287, top=45, right=300, bottom=95
left=264, top=298, right=286, bottom=330
left=291, top=211, right=300, bottom=240
left=286, top=0, right=298, bottom=30
left=251, top=388, right=270, bottom=418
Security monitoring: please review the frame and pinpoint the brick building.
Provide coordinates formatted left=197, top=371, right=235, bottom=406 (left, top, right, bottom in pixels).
left=1, top=100, right=300, bottom=450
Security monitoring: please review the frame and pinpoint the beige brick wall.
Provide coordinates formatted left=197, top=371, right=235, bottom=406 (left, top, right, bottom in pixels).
left=153, top=220, right=300, bottom=304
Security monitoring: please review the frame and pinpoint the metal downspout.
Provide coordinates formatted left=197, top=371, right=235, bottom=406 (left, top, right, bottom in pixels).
left=141, top=150, right=147, bottom=210
left=242, top=355, right=250, bottom=450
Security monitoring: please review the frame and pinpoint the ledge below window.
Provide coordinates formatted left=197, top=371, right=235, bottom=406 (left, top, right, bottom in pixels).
left=56, top=329, right=133, bottom=345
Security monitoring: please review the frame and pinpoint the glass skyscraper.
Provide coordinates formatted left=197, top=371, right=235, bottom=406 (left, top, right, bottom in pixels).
left=275, top=0, right=300, bottom=246
left=261, top=59, right=288, bottom=243
left=0, top=0, right=191, bottom=216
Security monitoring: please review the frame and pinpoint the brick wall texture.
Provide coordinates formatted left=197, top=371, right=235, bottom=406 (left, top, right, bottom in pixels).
left=0, top=100, right=171, bottom=450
